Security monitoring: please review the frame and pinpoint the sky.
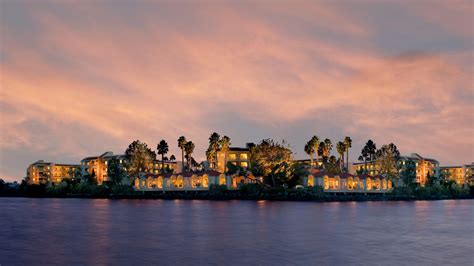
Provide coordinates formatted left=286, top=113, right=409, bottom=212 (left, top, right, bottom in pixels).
left=0, top=0, right=473, bottom=182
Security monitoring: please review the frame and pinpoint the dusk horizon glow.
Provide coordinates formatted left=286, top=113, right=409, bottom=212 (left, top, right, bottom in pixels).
left=1, top=0, right=473, bottom=182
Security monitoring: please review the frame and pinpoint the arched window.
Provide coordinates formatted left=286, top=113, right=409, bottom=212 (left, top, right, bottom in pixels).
left=374, top=178, right=381, bottom=190
left=382, top=179, right=387, bottom=190
left=335, top=177, right=340, bottom=189
left=176, top=175, right=184, bottom=188
left=147, top=176, right=154, bottom=188
left=354, top=177, right=360, bottom=190
left=348, top=177, right=354, bottom=190
left=192, top=175, right=202, bottom=188
left=170, top=176, right=177, bottom=188
left=202, top=174, right=209, bottom=188
left=219, top=174, right=226, bottom=185
left=307, top=175, right=314, bottom=187
left=387, top=180, right=392, bottom=189
left=323, top=176, right=329, bottom=190
left=134, top=178, right=140, bottom=188
left=366, top=178, right=372, bottom=191
left=157, top=176, right=163, bottom=189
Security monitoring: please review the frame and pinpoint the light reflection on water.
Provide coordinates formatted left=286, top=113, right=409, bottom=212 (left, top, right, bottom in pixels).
left=0, top=198, right=473, bottom=265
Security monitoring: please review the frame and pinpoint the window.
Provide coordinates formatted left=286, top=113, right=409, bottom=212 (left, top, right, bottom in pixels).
left=240, top=153, right=248, bottom=160
left=228, top=153, right=237, bottom=160
left=241, top=162, right=248, bottom=168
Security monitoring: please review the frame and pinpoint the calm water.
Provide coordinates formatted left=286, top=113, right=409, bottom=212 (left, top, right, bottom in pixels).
left=0, top=198, right=472, bottom=265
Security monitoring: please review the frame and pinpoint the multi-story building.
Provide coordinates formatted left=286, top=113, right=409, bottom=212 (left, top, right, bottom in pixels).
left=215, top=144, right=252, bottom=173
left=464, top=163, right=474, bottom=185
left=349, top=153, right=439, bottom=186
left=293, top=159, right=323, bottom=168
left=81, top=151, right=181, bottom=184
left=26, top=160, right=81, bottom=185
left=440, top=163, right=474, bottom=186
left=81, top=152, right=126, bottom=184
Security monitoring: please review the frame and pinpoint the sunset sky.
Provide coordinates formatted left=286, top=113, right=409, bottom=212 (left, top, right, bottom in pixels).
left=1, top=0, right=473, bottom=181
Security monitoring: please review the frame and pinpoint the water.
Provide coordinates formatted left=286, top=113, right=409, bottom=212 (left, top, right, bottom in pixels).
left=0, top=198, right=472, bottom=265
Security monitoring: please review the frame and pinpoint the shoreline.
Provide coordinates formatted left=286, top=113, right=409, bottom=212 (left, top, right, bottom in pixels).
left=1, top=193, right=472, bottom=202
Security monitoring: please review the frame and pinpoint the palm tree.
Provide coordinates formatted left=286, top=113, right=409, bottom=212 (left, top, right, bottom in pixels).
left=304, top=141, right=315, bottom=168
left=177, top=136, right=187, bottom=172
left=336, top=141, right=346, bottom=172
left=323, top=138, right=332, bottom=157
left=310, top=135, right=320, bottom=168
left=157, top=140, right=169, bottom=174
left=169, top=155, right=176, bottom=161
left=208, top=132, right=220, bottom=170
left=184, top=141, right=195, bottom=171
left=219, top=135, right=231, bottom=173
left=344, top=136, right=352, bottom=172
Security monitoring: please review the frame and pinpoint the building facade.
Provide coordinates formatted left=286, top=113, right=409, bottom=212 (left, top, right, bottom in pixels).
left=350, top=153, right=439, bottom=186
left=81, top=151, right=181, bottom=184
left=439, top=163, right=474, bottom=186
left=216, top=145, right=252, bottom=173
left=134, top=170, right=262, bottom=191
left=26, top=160, right=81, bottom=185
left=303, top=171, right=392, bottom=193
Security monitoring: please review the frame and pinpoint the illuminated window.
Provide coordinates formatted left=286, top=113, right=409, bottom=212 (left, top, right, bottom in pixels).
left=307, top=175, right=314, bottom=187
left=228, top=154, right=237, bottom=160
left=241, top=162, right=248, bottom=168
left=240, top=153, right=248, bottom=160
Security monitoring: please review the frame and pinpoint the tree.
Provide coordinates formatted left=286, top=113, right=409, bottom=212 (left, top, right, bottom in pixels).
left=401, top=160, right=417, bottom=187
left=310, top=136, right=320, bottom=168
left=344, top=136, right=352, bottom=172
left=305, top=136, right=319, bottom=169
left=157, top=140, right=169, bottom=173
left=376, top=143, right=400, bottom=179
left=250, top=139, right=293, bottom=187
left=219, top=135, right=231, bottom=173
left=317, top=138, right=332, bottom=169
left=107, top=158, right=127, bottom=186
left=327, top=155, right=340, bottom=174
left=359, top=140, right=377, bottom=173
left=336, top=141, right=346, bottom=172
left=304, top=142, right=315, bottom=168
left=226, top=162, right=245, bottom=176
left=426, top=172, right=440, bottom=186
left=208, top=132, right=221, bottom=170
left=184, top=141, right=195, bottom=171
left=125, top=140, right=156, bottom=178
left=169, top=155, right=176, bottom=161
left=87, top=170, right=97, bottom=185
left=177, top=136, right=187, bottom=172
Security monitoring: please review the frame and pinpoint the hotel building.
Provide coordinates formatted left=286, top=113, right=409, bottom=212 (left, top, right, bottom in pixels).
left=134, top=170, right=262, bottom=191
left=350, top=153, right=439, bottom=186
left=439, top=163, right=474, bottom=186
left=303, top=170, right=392, bottom=193
left=215, top=144, right=252, bottom=173
left=81, top=151, right=181, bottom=184
left=26, top=160, right=81, bottom=185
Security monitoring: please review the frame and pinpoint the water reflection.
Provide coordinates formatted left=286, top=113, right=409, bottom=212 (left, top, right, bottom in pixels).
left=0, top=198, right=472, bottom=265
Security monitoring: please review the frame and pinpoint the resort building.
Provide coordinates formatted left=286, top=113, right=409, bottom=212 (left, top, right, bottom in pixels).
left=134, top=170, right=262, bottom=191
left=81, top=152, right=127, bottom=184
left=26, top=160, right=81, bottom=185
left=215, top=144, right=253, bottom=173
left=293, top=159, right=323, bottom=168
left=350, top=153, right=439, bottom=186
left=81, top=151, right=181, bottom=184
left=303, top=170, right=392, bottom=193
left=439, top=163, right=474, bottom=186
